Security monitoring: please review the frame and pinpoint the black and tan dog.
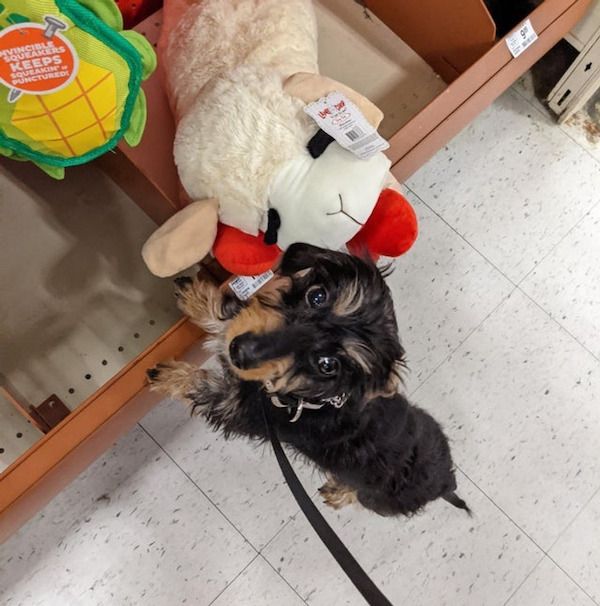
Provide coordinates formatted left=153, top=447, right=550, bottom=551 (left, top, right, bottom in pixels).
left=147, top=243, right=469, bottom=517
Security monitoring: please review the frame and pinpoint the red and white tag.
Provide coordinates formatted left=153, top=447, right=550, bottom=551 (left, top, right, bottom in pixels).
left=304, top=92, right=389, bottom=160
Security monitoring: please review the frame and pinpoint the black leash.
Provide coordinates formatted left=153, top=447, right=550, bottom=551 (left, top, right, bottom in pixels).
left=262, top=403, right=394, bottom=606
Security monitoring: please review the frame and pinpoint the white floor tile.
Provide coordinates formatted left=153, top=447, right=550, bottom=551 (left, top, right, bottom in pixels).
left=412, top=289, right=600, bottom=550
left=386, top=193, right=513, bottom=392
left=140, top=394, right=324, bottom=551
left=211, top=556, right=306, bottom=606
left=512, top=71, right=552, bottom=117
left=0, top=426, right=256, bottom=606
left=512, top=71, right=600, bottom=162
left=558, top=113, right=600, bottom=163
left=549, top=489, right=600, bottom=603
left=521, top=203, right=600, bottom=358
left=406, top=88, right=600, bottom=283
left=262, top=472, right=542, bottom=606
left=505, top=557, right=596, bottom=606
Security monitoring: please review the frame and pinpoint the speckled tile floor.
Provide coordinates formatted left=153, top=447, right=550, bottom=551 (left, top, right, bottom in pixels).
left=2, top=79, right=600, bottom=606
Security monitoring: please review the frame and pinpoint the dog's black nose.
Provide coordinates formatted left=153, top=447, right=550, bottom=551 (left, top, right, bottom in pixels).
left=229, top=330, right=295, bottom=370
left=229, top=333, right=256, bottom=370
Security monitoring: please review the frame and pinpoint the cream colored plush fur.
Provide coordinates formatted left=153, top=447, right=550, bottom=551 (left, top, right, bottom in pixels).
left=162, top=0, right=320, bottom=235
left=161, top=0, right=318, bottom=119
left=175, top=66, right=315, bottom=234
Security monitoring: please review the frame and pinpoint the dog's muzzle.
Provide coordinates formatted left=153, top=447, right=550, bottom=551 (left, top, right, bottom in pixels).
left=228, top=331, right=295, bottom=370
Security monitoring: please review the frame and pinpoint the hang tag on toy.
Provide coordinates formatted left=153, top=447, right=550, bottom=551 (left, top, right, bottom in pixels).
left=0, top=17, right=79, bottom=103
left=228, top=270, right=274, bottom=301
left=505, top=19, right=538, bottom=58
left=304, top=92, right=389, bottom=160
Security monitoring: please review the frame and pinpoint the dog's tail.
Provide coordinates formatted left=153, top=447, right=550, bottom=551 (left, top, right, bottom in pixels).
left=443, top=492, right=472, bottom=516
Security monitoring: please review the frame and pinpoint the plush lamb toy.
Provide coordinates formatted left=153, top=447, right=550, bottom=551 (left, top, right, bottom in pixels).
left=142, top=0, right=418, bottom=277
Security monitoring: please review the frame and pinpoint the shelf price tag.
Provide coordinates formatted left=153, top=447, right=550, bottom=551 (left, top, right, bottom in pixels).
left=505, top=19, right=538, bottom=58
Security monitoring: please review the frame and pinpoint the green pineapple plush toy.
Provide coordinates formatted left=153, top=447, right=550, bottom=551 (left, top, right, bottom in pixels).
left=0, top=0, right=156, bottom=178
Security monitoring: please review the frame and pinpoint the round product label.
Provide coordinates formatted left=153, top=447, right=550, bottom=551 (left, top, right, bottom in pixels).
left=0, top=17, right=79, bottom=101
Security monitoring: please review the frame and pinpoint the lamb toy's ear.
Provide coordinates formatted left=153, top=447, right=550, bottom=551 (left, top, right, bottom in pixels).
left=283, top=72, right=384, bottom=129
left=142, top=199, right=219, bottom=277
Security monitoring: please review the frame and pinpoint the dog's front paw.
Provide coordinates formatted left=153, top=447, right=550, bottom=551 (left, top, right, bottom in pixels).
left=174, top=275, right=194, bottom=290
left=174, top=276, right=227, bottom=333
left=146, top=360, right=202, bottom=400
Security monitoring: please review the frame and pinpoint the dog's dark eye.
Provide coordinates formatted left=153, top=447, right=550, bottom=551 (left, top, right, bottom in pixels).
left=317, top=356, right=340, bottom=376
left=306, top=285, right=328, bottom=308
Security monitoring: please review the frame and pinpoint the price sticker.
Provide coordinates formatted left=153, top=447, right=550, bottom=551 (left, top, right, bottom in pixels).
left=228, top=270, right=274, bottom=301
left=505, top=19, right=538, bottom=58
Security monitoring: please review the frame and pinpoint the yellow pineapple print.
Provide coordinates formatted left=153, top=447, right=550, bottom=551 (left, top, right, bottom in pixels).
left=10, top=60, right=117, bottom=157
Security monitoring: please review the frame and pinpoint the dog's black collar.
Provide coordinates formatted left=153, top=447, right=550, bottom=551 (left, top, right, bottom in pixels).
left=263, top=382, right=348, bottom=423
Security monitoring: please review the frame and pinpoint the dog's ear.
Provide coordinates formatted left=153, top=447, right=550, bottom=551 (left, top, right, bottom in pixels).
left=279, top=243, right=332, bottom=275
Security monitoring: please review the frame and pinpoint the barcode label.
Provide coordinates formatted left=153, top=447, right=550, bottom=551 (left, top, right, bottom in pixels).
left=228, top=270, right=274, bottom=301
left=304, top=92, right=389, bottom=160
left=348, top=131, right=380, bottom=151
left=346, top=126, right=365, bottom=141
left=505, top=19, right=538, bottom=58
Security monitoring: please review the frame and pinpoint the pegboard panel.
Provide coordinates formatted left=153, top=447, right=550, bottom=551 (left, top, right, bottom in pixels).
left=1, top=160, right=184, bottom=431
left=0, top=391, right=44, bottom=474
left=113, top=0, right=163, bottom=30
left=135, top=8, right=162, bottom=48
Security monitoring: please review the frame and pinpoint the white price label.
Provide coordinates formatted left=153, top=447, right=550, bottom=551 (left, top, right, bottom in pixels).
left=304, top=92, right=389, bottom=160
left=505, top=19, right=538, bottom=58
left=228, top=270, right=274, bottom=301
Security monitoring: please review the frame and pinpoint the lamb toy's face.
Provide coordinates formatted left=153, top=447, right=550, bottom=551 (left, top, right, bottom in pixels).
left=263, top=133, right=391, bottom=251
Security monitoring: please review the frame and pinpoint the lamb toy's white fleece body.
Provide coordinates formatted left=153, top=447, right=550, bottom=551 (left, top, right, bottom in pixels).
left=163, top=0, right=321, bottom=235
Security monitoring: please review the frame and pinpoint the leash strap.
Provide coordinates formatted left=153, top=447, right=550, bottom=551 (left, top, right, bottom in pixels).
left=262, top=405, right=394, bottom=606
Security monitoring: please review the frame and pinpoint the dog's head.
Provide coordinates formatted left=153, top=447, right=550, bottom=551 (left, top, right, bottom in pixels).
left=225, top=243, right=405, bottom=403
